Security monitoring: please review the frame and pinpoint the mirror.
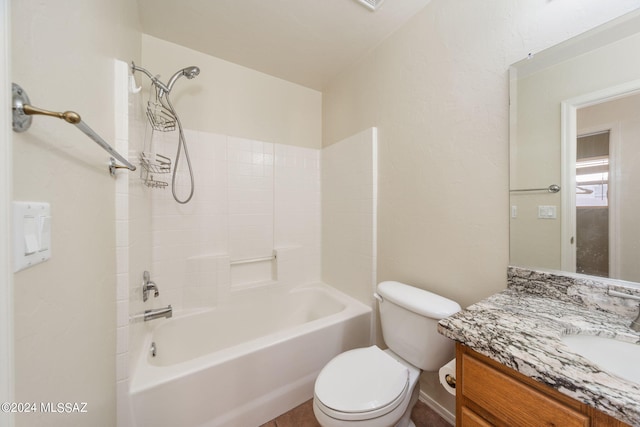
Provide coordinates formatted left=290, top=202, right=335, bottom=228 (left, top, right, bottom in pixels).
left=509, top=10, right=640, bottom=283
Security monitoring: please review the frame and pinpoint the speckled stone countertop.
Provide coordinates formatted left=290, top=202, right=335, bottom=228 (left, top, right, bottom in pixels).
left=438, top=267, right=640, bottom=426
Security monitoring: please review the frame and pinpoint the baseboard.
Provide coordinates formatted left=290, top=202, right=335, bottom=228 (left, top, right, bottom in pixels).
left=419, top=389, right=456, bottom=426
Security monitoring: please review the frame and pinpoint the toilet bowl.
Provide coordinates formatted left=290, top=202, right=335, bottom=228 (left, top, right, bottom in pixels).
left=313, top=346, right=420, bottom=427
left=313, top=281, right=461, bottom=427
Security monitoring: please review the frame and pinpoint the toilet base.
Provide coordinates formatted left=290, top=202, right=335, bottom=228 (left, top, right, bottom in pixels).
left=393, top=381, right=419, bottom=427
left=313, top=380, right=420, bottom=427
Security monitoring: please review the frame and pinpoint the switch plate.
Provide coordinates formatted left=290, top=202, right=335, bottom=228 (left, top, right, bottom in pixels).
left=538, top=205, right=557, bottom=219
left=13, top=202, right=51, bottom=272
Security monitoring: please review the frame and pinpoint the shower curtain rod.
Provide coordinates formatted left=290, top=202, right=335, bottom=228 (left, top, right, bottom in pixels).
left=11, top=83, right=136, bottom=175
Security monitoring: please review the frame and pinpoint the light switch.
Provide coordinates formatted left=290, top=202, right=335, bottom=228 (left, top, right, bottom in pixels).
left=538, top=205, right=557, bottom=219
left=23, top=216, right=38, bottom=255
left=38, top=215, right=51, bottom=251
left=13, top=202, right=51, bottom=272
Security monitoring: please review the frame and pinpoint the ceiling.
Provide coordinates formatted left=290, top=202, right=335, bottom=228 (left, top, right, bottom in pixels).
left=136, top=0, right=432, bottom=90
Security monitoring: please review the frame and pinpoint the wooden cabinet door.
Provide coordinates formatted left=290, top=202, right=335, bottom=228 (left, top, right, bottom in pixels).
left=460, top=352, right=588, bottom=427
left=456, top=344, right=632, bottom=427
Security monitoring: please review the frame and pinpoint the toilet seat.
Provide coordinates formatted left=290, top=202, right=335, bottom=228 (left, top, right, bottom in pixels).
left=314, top=346, right=410, bottom=421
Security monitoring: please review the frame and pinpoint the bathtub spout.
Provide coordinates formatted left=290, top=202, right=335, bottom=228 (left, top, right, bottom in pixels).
left=144, top=305, right=172, bottom=321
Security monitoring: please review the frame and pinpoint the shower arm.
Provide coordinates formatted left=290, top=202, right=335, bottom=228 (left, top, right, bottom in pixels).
left=131, top=62, right=200, bottom=95
left=131, top=62, right=169, bottom=93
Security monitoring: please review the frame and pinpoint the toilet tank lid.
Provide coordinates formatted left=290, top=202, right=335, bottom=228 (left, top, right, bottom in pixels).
left=377, top=281, right=461, bottom=319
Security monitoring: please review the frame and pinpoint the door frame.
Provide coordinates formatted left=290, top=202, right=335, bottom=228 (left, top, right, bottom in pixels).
left=560, top=79, right=640, bottom=274
left=0, top=0, right=14, bottom=425
left=575, top=125, right=619, bottom=277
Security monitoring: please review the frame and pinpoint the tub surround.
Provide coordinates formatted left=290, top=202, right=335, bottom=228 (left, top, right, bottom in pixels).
left=130, top=282, right=371, bottom=427
left=438, top=267, right=640, bottom=426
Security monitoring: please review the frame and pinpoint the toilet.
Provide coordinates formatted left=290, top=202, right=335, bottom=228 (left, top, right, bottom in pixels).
left=313, top=281, right=461, bottom=427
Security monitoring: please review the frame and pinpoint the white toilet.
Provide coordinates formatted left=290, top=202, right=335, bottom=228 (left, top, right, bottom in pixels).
left=313, top=281, right=461, bottom=427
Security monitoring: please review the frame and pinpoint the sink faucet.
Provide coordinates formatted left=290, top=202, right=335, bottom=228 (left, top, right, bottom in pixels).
left=142, top=270, right=159, bottom=302
left=608, top=288, right=640, bottom=332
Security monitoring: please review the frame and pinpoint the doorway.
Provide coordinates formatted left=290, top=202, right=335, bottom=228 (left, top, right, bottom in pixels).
left=562, top=83, right=640, bottom=280
left=575, top=131, right=609, bottom=277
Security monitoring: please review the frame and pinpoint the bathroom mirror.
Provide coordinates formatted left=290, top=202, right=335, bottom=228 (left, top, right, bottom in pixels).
left=509, top=10, right=640, bottom=283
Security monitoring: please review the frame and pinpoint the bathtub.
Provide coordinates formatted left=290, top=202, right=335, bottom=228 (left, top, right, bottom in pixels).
left=130, top=282, right=372, bottom=427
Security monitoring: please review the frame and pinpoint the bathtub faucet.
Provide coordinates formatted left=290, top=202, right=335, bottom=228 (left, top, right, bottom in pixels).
left=142, top=270, right=159, bottom=302
left=144, top=305, right=172, bottom=322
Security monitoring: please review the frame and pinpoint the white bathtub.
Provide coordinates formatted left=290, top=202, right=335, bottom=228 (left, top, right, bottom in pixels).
left=130, top=283, right=372, bottom=427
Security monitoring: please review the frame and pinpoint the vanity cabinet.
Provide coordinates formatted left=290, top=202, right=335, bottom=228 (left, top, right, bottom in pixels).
left=456, top=344, right=631, bottom=427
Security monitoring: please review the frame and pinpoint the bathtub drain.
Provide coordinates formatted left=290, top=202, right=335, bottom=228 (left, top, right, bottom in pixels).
left=150, top=341, right=156, bottom=358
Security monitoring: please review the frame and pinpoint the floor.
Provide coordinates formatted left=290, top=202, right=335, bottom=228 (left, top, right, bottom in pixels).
left=260, top=399, right=452, bottom=427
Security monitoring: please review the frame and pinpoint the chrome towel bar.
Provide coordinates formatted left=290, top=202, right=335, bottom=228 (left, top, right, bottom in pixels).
left=11, top=83, right=136, bottom=175
left=510, top=184, right=560, bottom=193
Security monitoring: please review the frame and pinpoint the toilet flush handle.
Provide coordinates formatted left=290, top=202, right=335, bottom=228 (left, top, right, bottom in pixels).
left=373, top=293, right=383, bottom=303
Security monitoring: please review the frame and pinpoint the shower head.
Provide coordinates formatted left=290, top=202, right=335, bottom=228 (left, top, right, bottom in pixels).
left=183, top=66, right=200, bottom=79
left=131, top=62, right=200, bottom=95
left=166, top=66, right=200, bottom=92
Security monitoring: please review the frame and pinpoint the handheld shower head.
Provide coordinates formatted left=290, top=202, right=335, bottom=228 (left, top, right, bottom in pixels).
left=131, top=61, right=200, bottom=204
left=166, top=66, right=200, bottom=92
left=184, top=66, right=200, bottom=79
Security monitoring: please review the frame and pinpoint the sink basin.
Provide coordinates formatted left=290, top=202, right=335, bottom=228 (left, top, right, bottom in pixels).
left=561, top=335, right=640, bottom=384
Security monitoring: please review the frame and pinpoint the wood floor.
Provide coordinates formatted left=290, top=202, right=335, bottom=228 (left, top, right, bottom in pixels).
left=260, top=399, right=452, bottom=427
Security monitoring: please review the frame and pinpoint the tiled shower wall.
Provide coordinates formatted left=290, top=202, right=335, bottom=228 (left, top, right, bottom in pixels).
left=149, top=131, right=321, bottom=311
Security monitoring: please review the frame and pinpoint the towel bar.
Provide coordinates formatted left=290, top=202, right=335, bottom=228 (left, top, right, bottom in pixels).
left=11, top=83, right=136, bottom=175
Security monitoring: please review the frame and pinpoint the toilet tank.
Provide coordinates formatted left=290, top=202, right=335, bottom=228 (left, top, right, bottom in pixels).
left=376, top=281, right=461, bottom=371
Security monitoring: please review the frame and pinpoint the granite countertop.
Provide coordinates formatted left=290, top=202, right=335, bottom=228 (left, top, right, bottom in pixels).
left=438, top=267, right=640, bottom=426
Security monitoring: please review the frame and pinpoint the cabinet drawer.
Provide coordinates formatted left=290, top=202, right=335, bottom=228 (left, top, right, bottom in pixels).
left=460, top=406, right=493, bottom=427
left=461, top=353, right=589, bottom=427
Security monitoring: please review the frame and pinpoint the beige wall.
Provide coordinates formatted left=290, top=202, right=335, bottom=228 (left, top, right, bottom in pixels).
left=11, top=0, right=141, bottom=426
left=322, top=0, right=640, bottom=309
left=511, top=31, right=640, bottom=271
left=141, top=35, right=322, bottom=149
